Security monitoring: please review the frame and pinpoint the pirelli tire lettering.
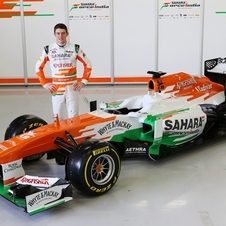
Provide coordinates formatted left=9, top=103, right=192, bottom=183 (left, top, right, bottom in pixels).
left=66, top=139, right=121, bottom=196
left=5, top=115, right=47, bottom=140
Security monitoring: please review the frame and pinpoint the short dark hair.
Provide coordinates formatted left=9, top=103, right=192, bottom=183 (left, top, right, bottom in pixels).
left=54, top=23, right=68, bottom=33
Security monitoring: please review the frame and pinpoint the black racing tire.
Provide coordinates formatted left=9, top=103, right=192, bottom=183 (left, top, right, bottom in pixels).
left=66, top=139, right=121, bottom=196
left=4, top=114, right=48, bottom=161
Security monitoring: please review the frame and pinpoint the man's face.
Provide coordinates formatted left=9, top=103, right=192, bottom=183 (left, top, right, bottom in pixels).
left=54, top=28, right=68, bottom=45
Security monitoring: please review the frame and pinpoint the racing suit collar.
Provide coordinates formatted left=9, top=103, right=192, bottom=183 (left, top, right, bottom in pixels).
left=56, top=42, right=67, bottom=48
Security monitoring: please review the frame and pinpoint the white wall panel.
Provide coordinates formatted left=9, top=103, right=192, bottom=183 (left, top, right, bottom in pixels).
left=202, top=0, right=226, bottom=71
left=68, top=0, right=111, bottom=83
left=158, top=0, right=202, bottom=75
left=113, top=0, right=156, bottom=80
left=0, top=6, right=23, bottom=81
left=25, top=0, right=66, bottom=82
left=1, top=0, right=226, bottom=84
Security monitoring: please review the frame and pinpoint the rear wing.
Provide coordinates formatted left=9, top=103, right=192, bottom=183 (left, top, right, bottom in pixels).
left=204, top=57, right=226, bottom=88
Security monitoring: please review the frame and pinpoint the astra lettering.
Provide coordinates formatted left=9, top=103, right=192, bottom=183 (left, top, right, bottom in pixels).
left=125, top=147, right=146, bottom=153
left=98, top=120, right=132, bottom=135
left=164, top=117, right=203, bottom=130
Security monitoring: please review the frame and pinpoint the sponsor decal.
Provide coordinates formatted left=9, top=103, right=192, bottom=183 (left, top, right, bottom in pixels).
left=125, top=147, right=147, bottom=154
left=93, top=146, right=110, bottom=156
left=69, top=2, right=110, bottom=20
left=19, top=131, right=35, bottom=140
left=70, top=2, right=109, bottom=11
left=195, top=84, right=212, bottom=92
left=27, top=190, right=60, bottom=207
left=4, top=162, right=22, bottom=173
left=26, top=184, right=72, bottom=214
left=177, top=77, right=197, bottom=89
left=53, top=63, right=73, bottom=68
left=16, top=175, right=59, bottom=188
left=160, top=1, right=201, bottom=10
left=97, top=120, right=132, bottom=135
left=164, top=117, right=203, bottom=130
left=165, top=129, right=199, bottom=135
left=159, top=1, right=201, bottom=19
left=2, top=159, right=24, bottom=182
left=0, top=144, right=8, bottom=151
left=51, top=53, right=72, bottom=58
left=5, top=139, right=16, bottom=146
left=65, top=50, right=74, bottom=53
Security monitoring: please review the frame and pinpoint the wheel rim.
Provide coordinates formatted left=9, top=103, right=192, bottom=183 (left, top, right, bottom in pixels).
left=91, top=154, right=115, bottom=185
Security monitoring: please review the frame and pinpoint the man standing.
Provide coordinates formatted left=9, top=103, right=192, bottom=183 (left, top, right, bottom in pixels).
left=35, top=23, right=92, bottom=120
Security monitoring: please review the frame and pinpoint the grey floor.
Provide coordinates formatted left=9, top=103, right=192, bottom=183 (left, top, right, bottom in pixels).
left=0, top=85, right=226, bottom=226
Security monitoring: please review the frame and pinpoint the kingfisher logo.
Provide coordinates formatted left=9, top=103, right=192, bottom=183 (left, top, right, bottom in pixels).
left=160, top=1, right=200, bottom=10
left=0, top=0, right=54, bottom=18
left=70, top=2, right=109, bottom=11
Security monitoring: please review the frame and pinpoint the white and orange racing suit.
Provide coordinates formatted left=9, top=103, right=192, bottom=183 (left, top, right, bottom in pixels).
left=35, top=42, right=92, bottom=120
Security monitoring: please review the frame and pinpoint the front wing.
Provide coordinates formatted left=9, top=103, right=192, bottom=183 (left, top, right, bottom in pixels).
left=0, top=176, right=73, bottom=215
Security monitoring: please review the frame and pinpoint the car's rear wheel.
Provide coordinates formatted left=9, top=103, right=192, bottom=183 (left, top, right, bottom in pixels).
left=4, top=114, right=48, bottom=161
left=66, top=139, right=121, bottom=196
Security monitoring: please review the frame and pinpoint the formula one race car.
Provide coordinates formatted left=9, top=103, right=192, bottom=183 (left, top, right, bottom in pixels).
left=1, top=69, right=226, bottom=215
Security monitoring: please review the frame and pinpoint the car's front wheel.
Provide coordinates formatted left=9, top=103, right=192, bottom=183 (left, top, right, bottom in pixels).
left=66, top=139, right=121, bottom=196
left=4, top=114, right=48, bottom=161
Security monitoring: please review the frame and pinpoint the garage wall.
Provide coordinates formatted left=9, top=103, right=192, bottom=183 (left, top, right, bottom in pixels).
left=113, top=0, right=157, bottom=83
left=68, top=0, right=112, bottom=83
left=158, top=0, right=203, bottom=75
left=0, top=3, right=24, bottom=82
left=202, top=0, right=226, bottom=72
left=0, top=0, right=225, bottom=85
left=25, top=0, right=66, bottom=85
